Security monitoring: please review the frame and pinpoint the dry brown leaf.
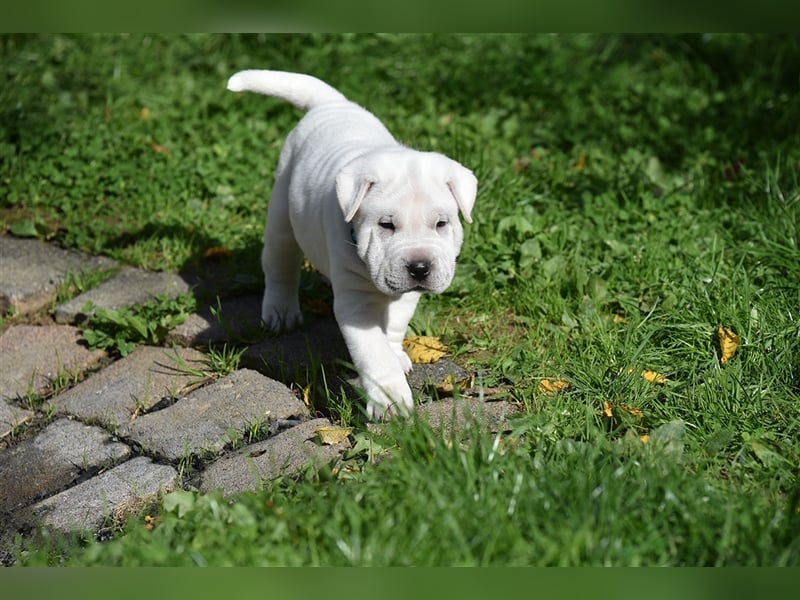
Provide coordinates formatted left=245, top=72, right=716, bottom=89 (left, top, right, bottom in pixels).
left=620, top=405, right=645, bottom=418
left=718, top=325, right=740, bottom=365
left=302, top=298, right=333, bottom=317
left=474, top=384, right=514, bottom=398
left=602, top=401, right=644, bottom=419
left=538, top=379, right=570, bottom=395
left=315, top=425, right=353, bottom=446
left=403, top=336, right=447, bottom=364
left=574, top=154, right=587, bottom=171
left=204, top=245, right=232, bottom=260
left=433, top=372, right=475, bottom=396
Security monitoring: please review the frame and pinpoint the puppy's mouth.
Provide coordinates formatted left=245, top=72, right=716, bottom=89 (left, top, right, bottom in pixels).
left=382, top=279, right=441, bottom=295
left=379, top=260, right=452, bottom=295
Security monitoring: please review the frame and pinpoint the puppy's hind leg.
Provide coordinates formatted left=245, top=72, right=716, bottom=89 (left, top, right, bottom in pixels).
left=261, top=173, right=303, bottom=332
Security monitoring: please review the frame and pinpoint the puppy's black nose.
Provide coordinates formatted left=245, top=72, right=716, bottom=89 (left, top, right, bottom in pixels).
left=407, top=260, right=431, bottom=281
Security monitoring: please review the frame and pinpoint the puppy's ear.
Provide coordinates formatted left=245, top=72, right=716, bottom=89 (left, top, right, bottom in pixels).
left=446, top=164, right=477, bottom=224
left=336, top=170, right=376, bottom=223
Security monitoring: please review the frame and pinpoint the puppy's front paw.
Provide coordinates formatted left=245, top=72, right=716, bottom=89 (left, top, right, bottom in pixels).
left=261, top=302, right=303, bottom=333
left=363, top=377, right=414, bottom=420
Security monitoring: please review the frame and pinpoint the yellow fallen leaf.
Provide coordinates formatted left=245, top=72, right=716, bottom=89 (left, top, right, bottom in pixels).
left=574, top=154, right=587, bottom=171
left=315, top=425, right=353, bottom=446
left=539, top=379, right=570, bottom=395
left=433, top=372, right=474, bottom=396
left=403, top=336, right=447, bottom=364
left=639, top=434, right=650, bottom=443
left=620, top=404, right=645, bottom=418
left=302, top=383, right=312, bottom=407
left=602, top=401, right=644, bottom=419
left=718, top=325, right=740, bottom=365
left=496, top=436, right=520, bottom=455
left=641, top=369, right=669, bottom=385
left=623, top=367, right=669, bottom=385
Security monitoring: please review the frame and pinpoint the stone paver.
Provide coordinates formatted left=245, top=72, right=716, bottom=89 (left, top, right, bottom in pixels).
left=54, top=266, right=194, bottom=324
left=49, top=345, right=208, bottom=430
left=0, top=418, right=131, bottom=513
left=0, top=236, right=117, bottom=316
left=200, top=417, right=351, bottom=495
left=407, top=359, right=472, bottom=394
left=25, top=456, right=178, bottom=534
left=0, top=324, right=107, bottom=402
left=118, top=369, right=308, bottom=461
left=415, top=397, right=520, bottom=436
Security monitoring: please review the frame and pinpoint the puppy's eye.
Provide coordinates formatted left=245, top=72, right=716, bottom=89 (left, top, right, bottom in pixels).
left=436, top=219, right=449, bottom=229
left=379, top=220, right=395, bottom=232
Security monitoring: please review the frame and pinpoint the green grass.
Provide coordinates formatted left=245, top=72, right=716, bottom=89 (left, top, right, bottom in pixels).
left=3, top=34, right=800, bottom=566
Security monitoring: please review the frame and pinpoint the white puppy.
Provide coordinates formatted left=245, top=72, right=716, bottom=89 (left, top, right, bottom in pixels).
left=227, top=70, right=477, bottom=419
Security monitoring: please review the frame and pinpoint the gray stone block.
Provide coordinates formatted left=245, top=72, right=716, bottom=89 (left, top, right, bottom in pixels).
left=200, top=418, right=350, bottom=495
left=0, top=236, right=116, bottom=317
left=26, top=456, right=177, bottom=534
left=0, top=324, right=107, bottom=402
left=406, top=359, right=472, bottom=395
left=118, top=369, right=308, bottom=462
left=0, top=418, right=130, bottom=512
left=414, top=397, right=520, bottom=437
left=50, top=345, right=208, bottom=430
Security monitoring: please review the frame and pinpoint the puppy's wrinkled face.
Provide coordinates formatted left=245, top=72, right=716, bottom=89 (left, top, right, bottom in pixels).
left=337, top=151, right=476, bottom=297
left=351, top=181, right=463, bottom=296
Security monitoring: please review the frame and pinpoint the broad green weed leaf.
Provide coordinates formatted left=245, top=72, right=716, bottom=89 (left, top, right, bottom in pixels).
left=648, top=420, right=685, bottom=459
left=748, top=433, right=787, bottom=468
left=163, top=489, right=197, bottom=518
left=497, top=215, right=534, bottom=237
left=542, top=255, right=567, bottom=279
left=10, top=220, right=39, bottom=238
left=346, top=432, right=389, bottom=462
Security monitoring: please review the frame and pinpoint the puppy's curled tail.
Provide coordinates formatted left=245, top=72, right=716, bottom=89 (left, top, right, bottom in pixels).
left=227, top=70, right=347, bottom=112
